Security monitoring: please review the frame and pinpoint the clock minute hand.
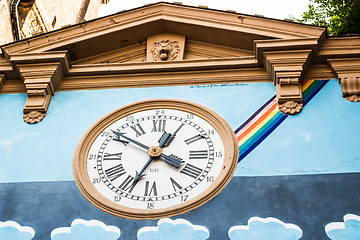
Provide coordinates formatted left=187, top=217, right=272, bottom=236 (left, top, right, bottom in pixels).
left=134, top=156, right=153, bottom=182
left=111, top=130, right=149, bottom=151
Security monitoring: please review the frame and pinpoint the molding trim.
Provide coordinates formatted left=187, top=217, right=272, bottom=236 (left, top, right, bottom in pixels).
left=60, top=68, right=269, bottom=91
left=328, top=58, right=360, bottom=102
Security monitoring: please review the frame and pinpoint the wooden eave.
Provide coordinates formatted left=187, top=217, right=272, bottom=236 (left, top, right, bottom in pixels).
left=0, top=2, right=359, bottom=122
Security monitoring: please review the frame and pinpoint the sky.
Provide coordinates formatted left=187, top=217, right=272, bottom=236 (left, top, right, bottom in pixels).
left=98, top=0, right=310, bottom=20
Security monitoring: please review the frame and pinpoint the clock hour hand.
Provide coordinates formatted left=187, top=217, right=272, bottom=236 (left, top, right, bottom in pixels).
left=111, top=130, right=149, bottom=151
left=159, top=153, right=182, bottom=168
left=158, top=123, right=185, bottom=148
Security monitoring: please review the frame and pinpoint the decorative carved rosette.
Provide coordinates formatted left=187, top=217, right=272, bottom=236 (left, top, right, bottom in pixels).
left=345, top=95, right=360, bottom=102
left=278, top=101, right=303, bottom=115
left=151, top=39, right=180, bottom=61
left=23, top=111, right=46, bottom=124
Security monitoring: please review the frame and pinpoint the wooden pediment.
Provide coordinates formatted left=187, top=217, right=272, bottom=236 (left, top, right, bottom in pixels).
left=1, top=2, right=326, bottom=57
left=0, top=2, right=359, bottom=123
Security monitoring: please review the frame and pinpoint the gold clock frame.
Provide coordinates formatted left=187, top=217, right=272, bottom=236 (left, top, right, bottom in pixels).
left=73, top=99, right=239, bottom=219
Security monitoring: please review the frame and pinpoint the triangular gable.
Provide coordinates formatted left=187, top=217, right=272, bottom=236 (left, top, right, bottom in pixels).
left=1, top=2, right=326, bottom=58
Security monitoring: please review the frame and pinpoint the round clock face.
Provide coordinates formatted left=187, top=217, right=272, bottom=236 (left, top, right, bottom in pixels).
left=73, top=99, right=238, bottom=219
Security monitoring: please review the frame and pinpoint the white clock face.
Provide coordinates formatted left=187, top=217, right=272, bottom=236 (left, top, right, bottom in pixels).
left=86, top=108, right=225, bottom=210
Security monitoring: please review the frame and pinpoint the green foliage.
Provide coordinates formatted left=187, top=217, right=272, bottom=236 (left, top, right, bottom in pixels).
left=293, top=0, right=360, bottom=36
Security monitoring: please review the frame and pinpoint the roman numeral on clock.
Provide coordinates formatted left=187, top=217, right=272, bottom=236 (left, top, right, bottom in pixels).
left=189, top=150, right=208, bottom=159
left=170, top=177, right=182, bottom=192
left=180, top=163, right=203, bottom=179
left=103, top=152, right=122, bottom=161
left=130, top=123, right=145, bottom=137
left=119, top=175, right=135, bottom=193
left=105, top=164, right=126, bottom=181
left=184, top=134, right=204, bottom=145
left=144, top=181, right=158, bottom=196
left=152, top=119, right=166, bottom=132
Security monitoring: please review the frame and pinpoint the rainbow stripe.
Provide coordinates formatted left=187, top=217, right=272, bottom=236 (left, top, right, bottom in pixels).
left=235, top=80, right=329, bottom=162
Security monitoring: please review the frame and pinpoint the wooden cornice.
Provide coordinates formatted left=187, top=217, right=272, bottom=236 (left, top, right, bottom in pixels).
left=0, top=37, right=359, bottom=122
left=318, top=37, right=360, bottom=58
left=10, top=51, right=71, bottom=75
left=254, top=38, right=320, bottom=64
left=0, top=2, right=359, bottom=122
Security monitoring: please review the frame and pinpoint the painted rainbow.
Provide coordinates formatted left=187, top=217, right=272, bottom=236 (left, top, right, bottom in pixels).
left=235, top=80, right=330, bottom=162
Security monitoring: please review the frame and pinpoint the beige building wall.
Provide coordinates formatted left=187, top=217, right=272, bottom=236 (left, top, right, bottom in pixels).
left=0, top=0, right=103, bottom=46
left=84, top=0, right=102, bottom=21
left=0, top=0, right=14, bottom=45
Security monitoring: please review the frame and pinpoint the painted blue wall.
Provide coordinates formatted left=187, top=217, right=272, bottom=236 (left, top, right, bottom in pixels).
left=1, top=83, right=274, bottom=182
left=1, top=81, right=360, bottom=183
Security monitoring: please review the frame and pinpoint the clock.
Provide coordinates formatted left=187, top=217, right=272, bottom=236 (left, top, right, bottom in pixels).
left=73, top=99, right=238, bottom=219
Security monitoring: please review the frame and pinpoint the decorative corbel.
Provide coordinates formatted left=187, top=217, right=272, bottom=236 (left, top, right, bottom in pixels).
left=276, top=72, right=303, bottom=115
left=9, top=51, right=70, bottom=124
left=0, top=74, right=5, bottom=89
left=328, top=58, right=360, bottom=102
left=263, top=50, right=312, bottom=115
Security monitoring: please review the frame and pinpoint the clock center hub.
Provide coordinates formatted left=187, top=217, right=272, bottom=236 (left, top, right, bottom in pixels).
left=148, top=146, right=163, bottom=157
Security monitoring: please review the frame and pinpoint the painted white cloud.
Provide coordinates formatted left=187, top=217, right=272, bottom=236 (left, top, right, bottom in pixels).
left=228, top=217, right=302, bottom=240
left=51, top=219, right=120, bottom=240
left=299, top=132, right=312, bottom=142
left=0, top=221, right=35, bottom=240
left=0, top=136, right=21, bottom=154
left=326, top=214, right=360, bottom=240
left=137, top=218, right=209, bottom=240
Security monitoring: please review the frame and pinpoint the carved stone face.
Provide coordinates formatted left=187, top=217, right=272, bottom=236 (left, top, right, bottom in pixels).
left=151, top=39, right=180, bottom=61
left=159, top=49, right=170, bottom=60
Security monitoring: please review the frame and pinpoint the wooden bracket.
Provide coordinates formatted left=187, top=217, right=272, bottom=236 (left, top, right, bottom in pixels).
left=328, top=58, right=360, bottom=102
left=0, top=74, right=5, bottom=89
left=262, top=49, right=312, bottom=115
left=276, top=73, right=303, bottom=115
left=9, top=51, right=70, bottom=124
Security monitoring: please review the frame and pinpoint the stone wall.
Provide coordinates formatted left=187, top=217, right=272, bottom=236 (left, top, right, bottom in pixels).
left=0, top=0, right=102, bottom=46
left=0, top=0, right=13, bottom=45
